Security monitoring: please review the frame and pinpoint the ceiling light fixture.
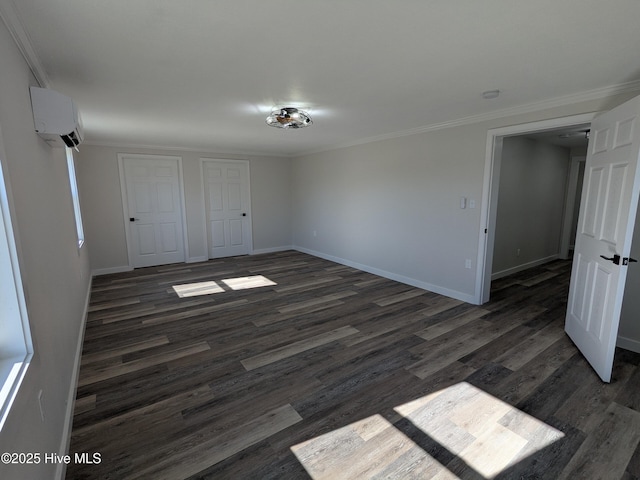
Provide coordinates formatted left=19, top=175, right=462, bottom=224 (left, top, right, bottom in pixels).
left=266, top=107, right=313, bottom=129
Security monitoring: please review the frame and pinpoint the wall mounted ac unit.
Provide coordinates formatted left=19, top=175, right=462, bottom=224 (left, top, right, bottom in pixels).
left=30, top=86, right=84, bottom=148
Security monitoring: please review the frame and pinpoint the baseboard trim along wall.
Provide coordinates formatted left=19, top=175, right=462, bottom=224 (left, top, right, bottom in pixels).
left=491, top=255, right=559, bottom=281
left=92, top=265, right=134, bottom=277
left=93, top=247, right=293, bottom=275
left=55, top=276, right=92, bottom=480
left=187, top=256, right=208, bottom=263
left=252, top=246, right=294, bottom=255
left=617, top=336, right=640, bottom=354
left=294, top=246, right=476, bottom=304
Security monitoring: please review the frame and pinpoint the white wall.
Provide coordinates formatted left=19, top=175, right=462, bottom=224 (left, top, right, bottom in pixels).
left=291, top=93, right=639, bottom=303
left=0, top=18, right=91, bottom=480
left=492, top=137, right=570, bottom=277
left=292, top=128, right=485, bottom=301
left=76, top=145, right=292, bottom=273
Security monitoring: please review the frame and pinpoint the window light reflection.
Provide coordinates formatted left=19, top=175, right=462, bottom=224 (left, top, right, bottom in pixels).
left=291, top=382, right=564, bottom=479
left=172, top=275, right=276, bottom=297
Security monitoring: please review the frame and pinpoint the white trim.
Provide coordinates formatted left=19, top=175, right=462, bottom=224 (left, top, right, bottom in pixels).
left=176, top=158, right=190, bottom=262
left=187, top=256, right=208, bottom=264
left=617, top=335, right=640, bottom=354
left=199, top=160, right=209, bottom=259
left=294, top=246, right=476, bottom=304
left=65, top=148, right=85, bottom=249
left=0, top=124, right=33, bottom=431
left=301, top=81, right=640, bottom=157
left=54, top=276, right=91, bottom=480
left=81, top=140, right=287, bottom=158
left=117, top=153, right=188, bottom=268
left=475, top=112, right=597, bottom=304
left=200, top=158, right=253, bottom=259
left=252, top=246, right=293, bottom=255
left=491, top=255, right=559, bottom=281
left=0, top=1, right=50, bottom=87
left=91, top=265, right=133, bottom=277
left=559, top=156, right=586, bottom=259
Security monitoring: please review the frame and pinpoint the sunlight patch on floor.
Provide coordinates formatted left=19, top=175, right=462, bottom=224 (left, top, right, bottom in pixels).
left=291, top=382, right=564, bottom=479
left=291, top=414, right=456, bottom=479
left=172, top=275, right=277, bottom=297
left=222, top=275, right=277, bottom=290
left=172, top=281, right=225, bottom=297
left=395, top=382, right=564, bottom=478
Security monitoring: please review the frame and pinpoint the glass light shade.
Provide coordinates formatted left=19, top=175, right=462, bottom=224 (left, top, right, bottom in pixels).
left=266, top=107, right=313, bottom=129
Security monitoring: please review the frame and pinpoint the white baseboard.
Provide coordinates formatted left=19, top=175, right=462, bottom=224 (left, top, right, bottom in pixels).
left=491, top=255, right=559, bottom=281
left=55, top=277, right=92, bottom=480
left=252, top=245, right=294, bottom=255
left=617, top=335, right=640, bottom=354
left=293, top=246, right=476, bottom=304
left=93, top=249, right=294, bottom=272
left=187, top=256, right=208, bottom=264
left=91, top=265, right=133, bottom=276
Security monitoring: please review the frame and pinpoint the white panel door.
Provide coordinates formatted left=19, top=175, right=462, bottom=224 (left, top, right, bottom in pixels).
left=565, top=95, right=640, bottom=382
left=122, top=155, right=186, bottom=268
left=202, top=160, right=251, bottom=258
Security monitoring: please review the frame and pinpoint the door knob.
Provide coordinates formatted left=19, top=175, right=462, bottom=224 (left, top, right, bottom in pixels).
left=242, top=213, right=247, bottom=217
left=600, top=254, right=621, bottom=265
left=129, top=217, right=139, bottom=222
left=601, top=254, right=638, bottom=266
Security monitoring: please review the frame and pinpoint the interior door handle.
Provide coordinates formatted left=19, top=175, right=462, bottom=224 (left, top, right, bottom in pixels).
left=600, top=254, right=621, bottom=265
left=129, top=217, right=139, bottom=222
left=600, top=254, right=638, bottom=265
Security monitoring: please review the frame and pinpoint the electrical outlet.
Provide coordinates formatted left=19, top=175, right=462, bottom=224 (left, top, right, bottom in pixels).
left=465, top=259, right=472, bottom=269
left=313, top=230, right=317, bottom=237
left=516, top=248, right=521, bottom=257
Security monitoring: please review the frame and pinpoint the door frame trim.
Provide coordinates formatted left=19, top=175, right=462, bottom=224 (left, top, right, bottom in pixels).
left=475, top=112, right=596, bottom=304
left=559, top=155, right=586, bottom=259
left=117, top=153, right=189, bottom=268
left=199, top=158, right=253, bottom=259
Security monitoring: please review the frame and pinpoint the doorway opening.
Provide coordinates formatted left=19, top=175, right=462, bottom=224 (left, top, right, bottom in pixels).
left=490, top=125, right=589, bottom=283
left=477, top=107, right=640, bottom=368
left=475, top=113, right=596, bottom=305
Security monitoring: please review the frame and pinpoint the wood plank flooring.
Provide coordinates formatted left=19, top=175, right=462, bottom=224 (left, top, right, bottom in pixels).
left=67, top=251, right=640, bottom=479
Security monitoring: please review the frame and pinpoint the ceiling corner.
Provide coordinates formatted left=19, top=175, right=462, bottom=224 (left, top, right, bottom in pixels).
left=0, top=0, right=50, bottom=87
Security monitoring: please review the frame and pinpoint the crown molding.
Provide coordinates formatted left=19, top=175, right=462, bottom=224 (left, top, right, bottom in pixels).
left=80, top=140, right=291, bottom=159
left=0, top=0, right=49, bottom=87
left=299, top=79, right=640, bottom=157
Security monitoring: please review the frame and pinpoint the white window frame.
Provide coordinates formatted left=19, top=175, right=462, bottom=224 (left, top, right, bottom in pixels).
left=66, top=148, right=84, bottom=248
left=0, top=133, right=33, bottom=431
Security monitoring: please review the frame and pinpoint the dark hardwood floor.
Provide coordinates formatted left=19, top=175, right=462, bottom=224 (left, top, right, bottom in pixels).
left=67, top=251, right=640, bottom=479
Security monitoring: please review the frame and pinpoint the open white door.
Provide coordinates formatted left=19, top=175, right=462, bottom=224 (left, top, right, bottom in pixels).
left=565, top=94, right=640, bottom=382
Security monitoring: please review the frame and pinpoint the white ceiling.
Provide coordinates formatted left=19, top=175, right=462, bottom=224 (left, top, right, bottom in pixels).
left=4, top=0, right=640, bottom=157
